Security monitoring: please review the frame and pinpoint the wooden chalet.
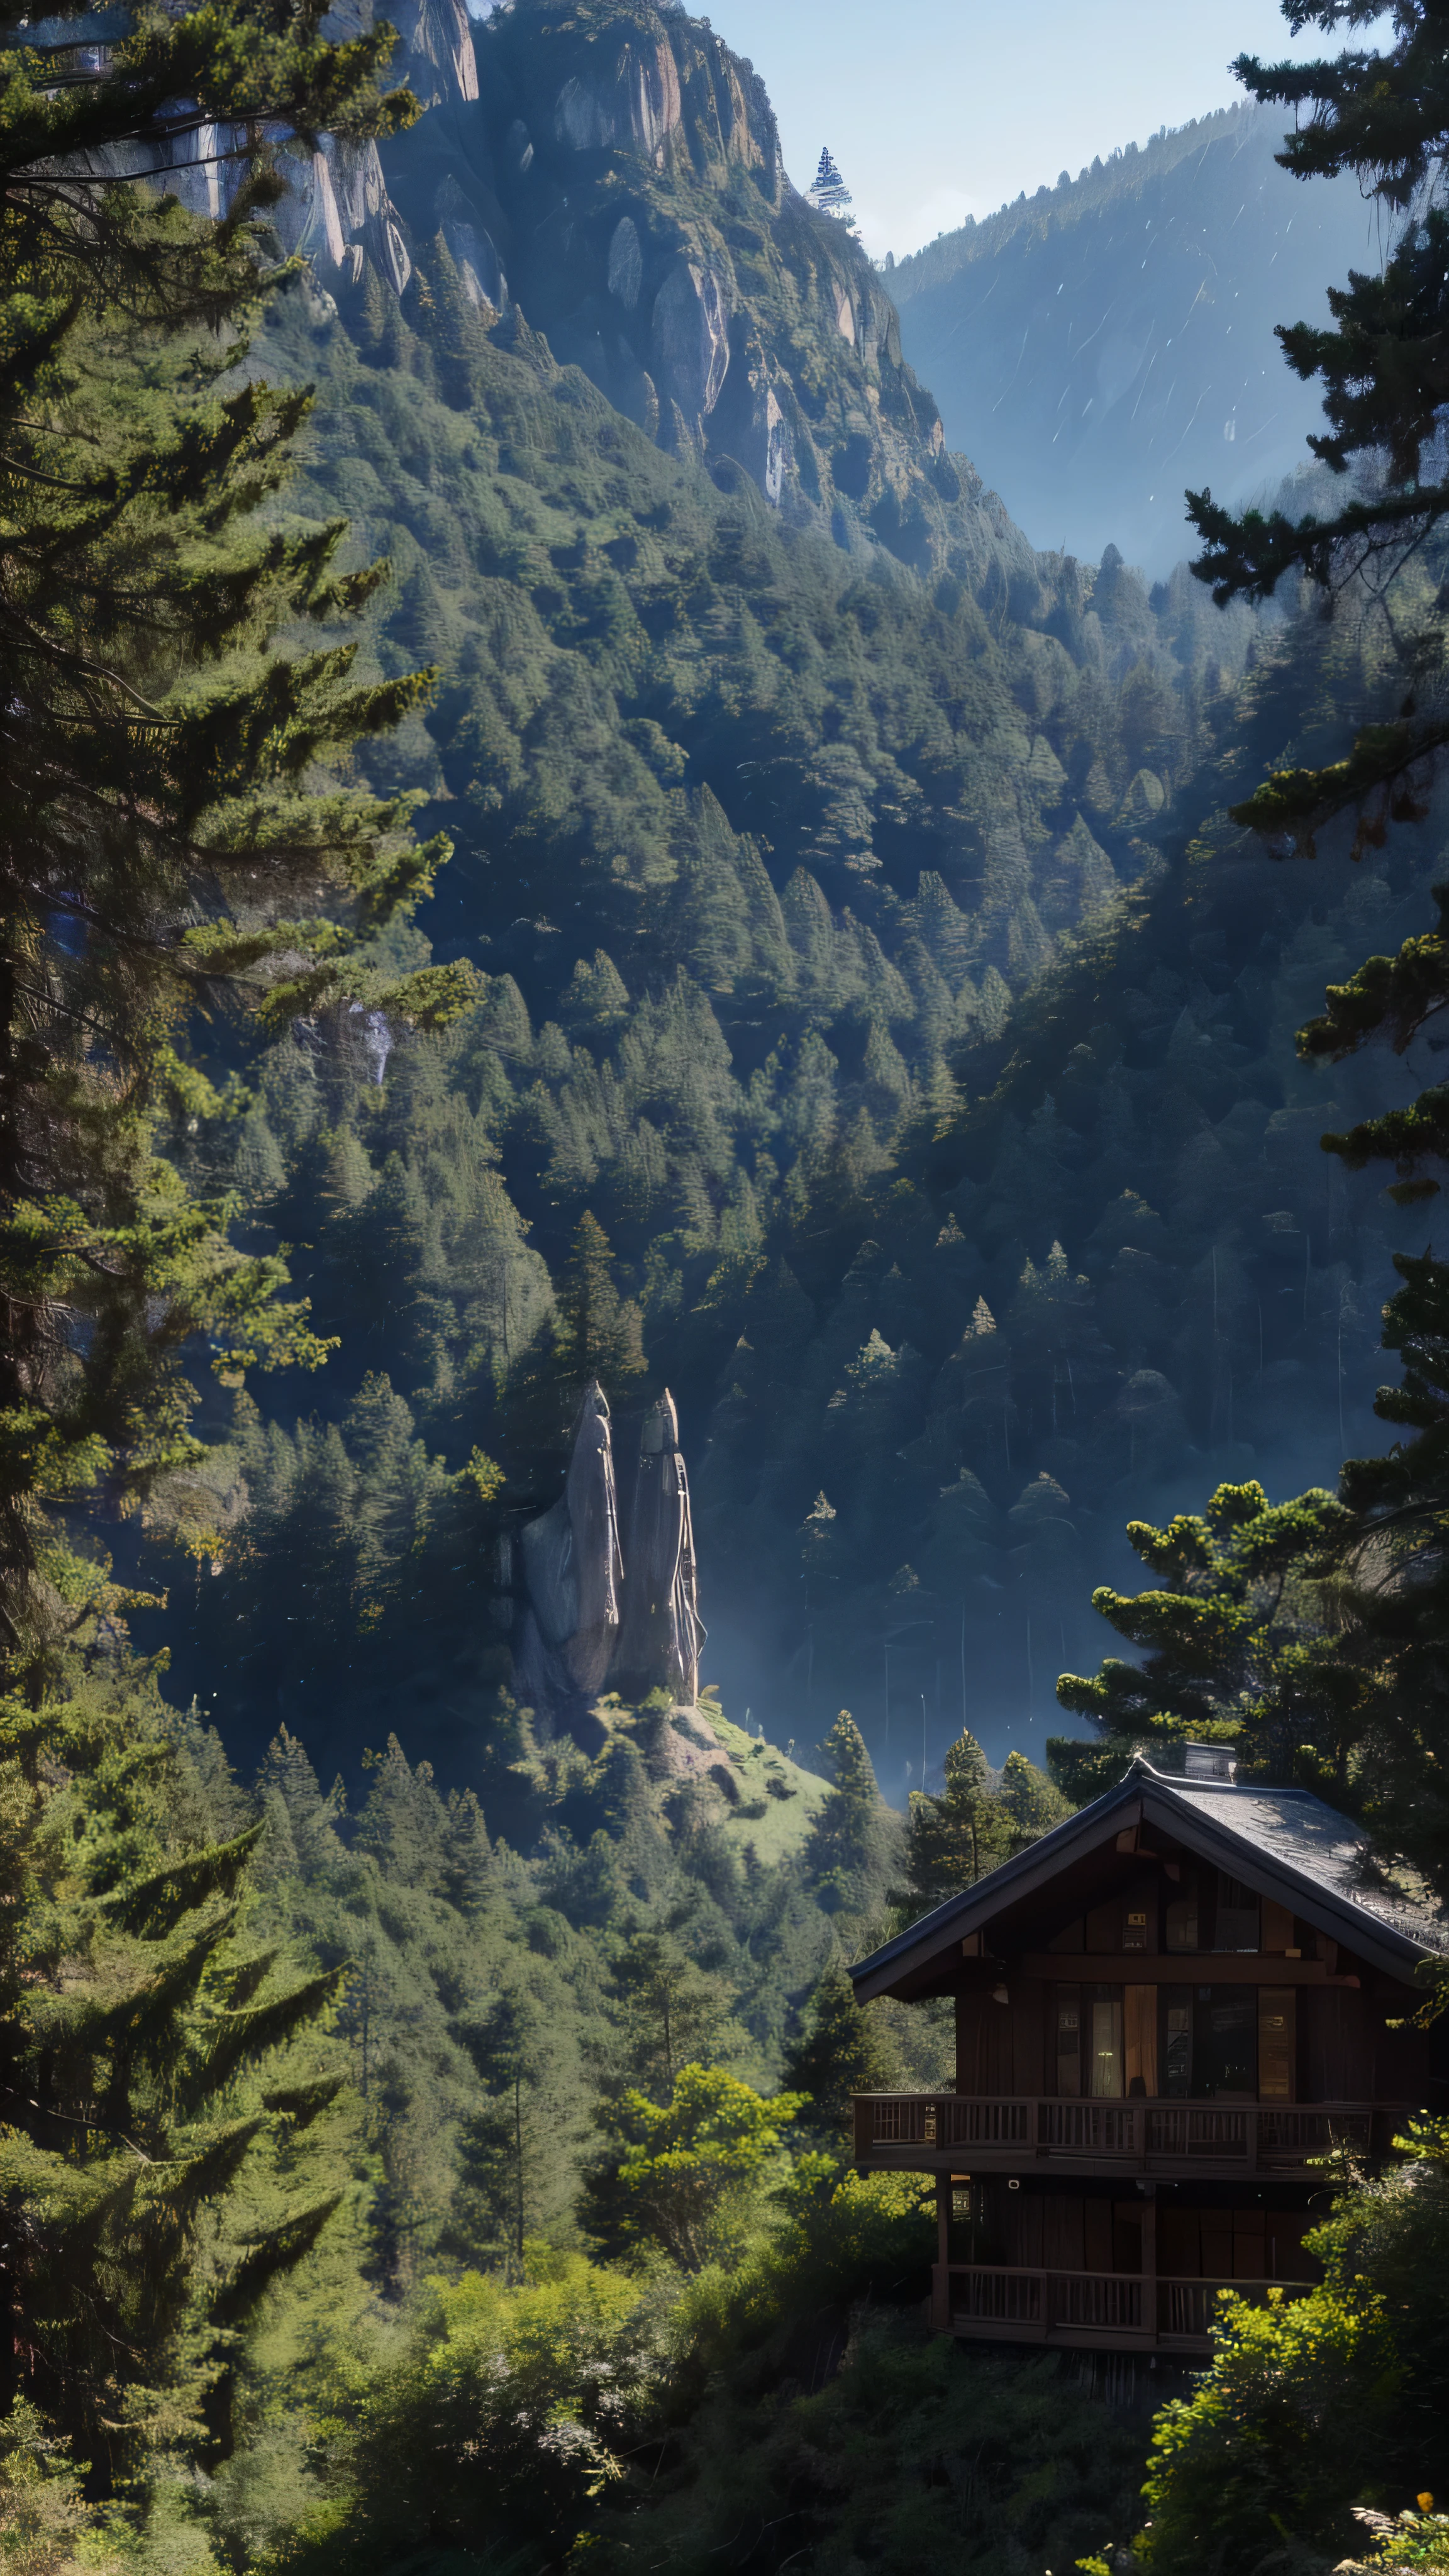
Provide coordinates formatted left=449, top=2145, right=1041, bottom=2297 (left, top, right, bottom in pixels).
left=848, top=1748, right=1448, bottom=2356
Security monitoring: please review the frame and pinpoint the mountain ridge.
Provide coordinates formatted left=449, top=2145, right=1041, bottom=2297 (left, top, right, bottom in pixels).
left=891, top=101, right=1375, bottom=572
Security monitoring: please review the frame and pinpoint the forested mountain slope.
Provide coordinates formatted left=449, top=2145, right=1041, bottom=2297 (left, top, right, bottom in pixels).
left=127, top=0, right=1424, bottom=1801
left=892, top=106, right=1374, bottom=573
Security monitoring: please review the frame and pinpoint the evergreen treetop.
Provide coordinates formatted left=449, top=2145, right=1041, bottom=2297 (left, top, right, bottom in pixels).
left=896, top=1727, right=1063, bottom=1914
left=802, top=1709, right=897, bottom=1912
left=1188, top=4, right=1449, bottom=833
left=782, top=1949, right=901, bottom=2138
left=1051, top=1479, right=1374, bottom=1809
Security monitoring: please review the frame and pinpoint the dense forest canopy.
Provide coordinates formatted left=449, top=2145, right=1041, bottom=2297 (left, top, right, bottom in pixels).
left=86, top=0, right=1433, bottom=1785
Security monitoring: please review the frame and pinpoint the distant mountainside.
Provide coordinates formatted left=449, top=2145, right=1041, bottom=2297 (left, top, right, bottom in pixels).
left=135, top=3, right=1427, bottom=1801
left=891, top=106, right=1375, bottom=573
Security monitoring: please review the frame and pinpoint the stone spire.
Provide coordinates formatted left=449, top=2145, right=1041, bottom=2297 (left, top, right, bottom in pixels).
left=514, top=1380, right=624, bottom=1733
left=514, top=1384, right=708, bottom=1731
left=612, top=1390, right=706, bottom=1705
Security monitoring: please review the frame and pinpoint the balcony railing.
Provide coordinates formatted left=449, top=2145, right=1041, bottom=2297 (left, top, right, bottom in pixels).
left=855, top=2094, right=1388, bottom=2170
left=936, top=2264, right=1314, bottom=2346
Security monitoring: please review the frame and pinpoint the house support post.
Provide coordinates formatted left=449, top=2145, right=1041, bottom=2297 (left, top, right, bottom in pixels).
left=933, top=2178, right=951, bottom=2331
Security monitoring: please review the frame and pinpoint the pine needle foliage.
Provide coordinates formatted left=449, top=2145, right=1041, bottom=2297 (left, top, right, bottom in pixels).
left=1330, top=1249, right=1449, bottom=1894
left=0, top=0, right=475, bottom=1691
left=1183, top=10, right=1449, bottom=1016
left=897, top=1729, right=1068, bottom=1911
left=782, top=1948, right=902, bottom=2140
left=800, top=1709, right=899, bottom=1914
left=1052, top=1479, right=1368, bottom=1802
left=1189, top=6, right=1449, bottom=610
left=1139, top=11, right=1449, bottom=1888
left=0, top=1643, right=343, bottom=2490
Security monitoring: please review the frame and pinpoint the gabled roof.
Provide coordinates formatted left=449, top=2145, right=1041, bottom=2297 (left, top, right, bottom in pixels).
left=849, top=1758, right=1448, bottom=2001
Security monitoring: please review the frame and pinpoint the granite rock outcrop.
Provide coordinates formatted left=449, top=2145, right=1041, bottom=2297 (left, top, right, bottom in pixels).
left=613, top=1392, right=706, bottom=1707
left=513, top=1381, right=709, bottom=1741
left=103, top=0, right=1033, bottom=584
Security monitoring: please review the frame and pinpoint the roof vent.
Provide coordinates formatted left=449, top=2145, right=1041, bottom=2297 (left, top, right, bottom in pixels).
left=1184, top=1743, right=1237, bottom=1783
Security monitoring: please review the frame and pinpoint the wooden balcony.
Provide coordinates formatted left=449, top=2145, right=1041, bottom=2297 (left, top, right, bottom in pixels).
left=932, top=2263, right=1314, bottom=2351
left=853, top=2092, right=1396, bottom=2175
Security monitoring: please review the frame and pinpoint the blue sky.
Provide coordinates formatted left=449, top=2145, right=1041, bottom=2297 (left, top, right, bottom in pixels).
left=703, top=1, right=1352, bottom=257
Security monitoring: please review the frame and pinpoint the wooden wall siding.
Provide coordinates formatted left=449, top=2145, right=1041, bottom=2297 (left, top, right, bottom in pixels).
left=955, top=1989, right=989, bottom=2094
left=1085, top=1899, right=1125, bottom=1954
left=955, top=1987, right=1044, bottom=2094
left=1375, top=2005, right=1428, bottom=2100
left=994, top=2192, right=1115, bottom=2273
left=1258, top=1989, right=1295, bottom=2100
left=958, top=2190, right=1318, bottom=2283
left=1015, top=1987, right=1045, bottom=2092
left=1157, top=2204, right=1313, bottom=2281
left=1304, top=1987, right=1375, bottom=2101
left=955, top=1975, right=1427, bottom=2103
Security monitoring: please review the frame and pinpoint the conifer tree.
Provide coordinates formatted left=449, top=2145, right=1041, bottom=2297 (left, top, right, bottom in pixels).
left=0, top=1647, right=342, bottom=2487
left=801, top=1709, right=897, bottom=1911
left=441, top=1788, right=493, bottom=1916
left=999, top=1748, right=1072, bottom=1840
left=1331, top=1253, right=1449, bottom=1890
left=557, top=1211, right=645, bottom=1389
left=0, top=0, right=475, bottom=1687
left=598, top=1926, right=741, bottom=2103
left=782, top=1950, right=901, bottom=2141
left=898, top=1726, right=1014, bottom=1910
left=1182, top=8, right=1449, bottom=1108
left=1191, top=6, right=1449, bottom=613
left=1051, top=1480, right=1368, bottom=1804
left=355, top=1735, right=450, bottom=1895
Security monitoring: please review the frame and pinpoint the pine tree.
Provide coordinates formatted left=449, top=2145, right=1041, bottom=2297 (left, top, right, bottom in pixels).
left=999, top=1748, right=1073, bottom=1841
left=1192, top=8, right=1449, bottom=614
left=898, top=1726, right=1013, bottom=1910
left=597, top=1927, right=741, bottom=2104
left=0, top=1646, right=342, bottom=2487
left=0, top=1, right=475, bottom=1687
left=782, top=1950, right=902, bottom=2141
left=355, top=1736, right=450, bottom=1896
left=441, top=1788, right=494, bottom=1914
left=1330, top=1252, right=1449, bottom=1892
left=1050, top=1480, right=1368, bottom=1806
left=802, top=1709, right=897, bottom=1909
left=557, top=1211, right=645, bottom=1391
left=1185, top=15, right=1449, bottom=880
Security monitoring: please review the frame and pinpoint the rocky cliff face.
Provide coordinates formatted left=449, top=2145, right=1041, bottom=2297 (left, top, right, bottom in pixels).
left=144, top=0, right=478, bottom=299
left=305, top=0, right=1036, bottom=586
left=126, top=0, right=1040, bottom=587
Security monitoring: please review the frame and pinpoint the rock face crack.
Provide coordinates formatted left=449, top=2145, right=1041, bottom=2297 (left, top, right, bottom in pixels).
left=608, top=214, right=643, bottom=311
